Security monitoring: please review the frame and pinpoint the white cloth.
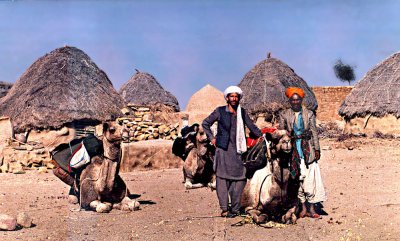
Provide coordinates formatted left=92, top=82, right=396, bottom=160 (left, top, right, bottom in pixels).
left=299, top=158, right=307, bottom=181
left=236, top=104, right=247, bottom=154
left=70, top=141, right=90, bottom=169
left=224, top=86, right=243, bottom=98
left=298, top=162, right=327, bottom=203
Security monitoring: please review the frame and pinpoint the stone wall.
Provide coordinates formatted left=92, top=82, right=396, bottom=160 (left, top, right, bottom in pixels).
left=312, top=86, right=353, bottom=122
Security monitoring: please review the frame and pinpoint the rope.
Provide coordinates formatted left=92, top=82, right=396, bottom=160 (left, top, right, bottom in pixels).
left=256, top=173, right=271, bottom=210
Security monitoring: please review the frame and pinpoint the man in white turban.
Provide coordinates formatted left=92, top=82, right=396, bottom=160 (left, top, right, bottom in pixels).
left=202, top=86, right=262, bottom=218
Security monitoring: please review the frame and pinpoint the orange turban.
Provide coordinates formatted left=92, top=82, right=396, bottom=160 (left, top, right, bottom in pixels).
left=285, top=87, right=305, bottom=99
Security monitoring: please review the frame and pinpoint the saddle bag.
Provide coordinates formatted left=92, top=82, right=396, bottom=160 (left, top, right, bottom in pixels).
left=243, top=136, right=270, bottom=172
left=172, top=123, right=199, bottom=160
left=51, top=134, right=103, bottom=173
left=172, top=137, right=187, bottom=159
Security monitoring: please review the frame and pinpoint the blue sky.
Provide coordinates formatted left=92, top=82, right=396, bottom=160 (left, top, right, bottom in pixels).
left=1, top=0, right=399, bottom=109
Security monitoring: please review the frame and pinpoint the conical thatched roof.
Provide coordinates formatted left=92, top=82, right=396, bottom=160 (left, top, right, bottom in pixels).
left=0, top=46, right=124, bottom=132
left=119, top=70, right=180, bottom=112
left=186, top=84, right=225, bottom=112
left=238, top=56, right=318, bottom=116
left=339, top=52, right=400, bottom=119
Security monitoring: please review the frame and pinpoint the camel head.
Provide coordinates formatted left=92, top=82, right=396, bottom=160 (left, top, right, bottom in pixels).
left=103, top=121, right=123, bottom=144
left=102, top=121, right=124, bottom=162
left=272, top=130, right=292, bottom=154
left=268, top=130, right=292, bottom=184
left=196, top=126, right=213, bottom=157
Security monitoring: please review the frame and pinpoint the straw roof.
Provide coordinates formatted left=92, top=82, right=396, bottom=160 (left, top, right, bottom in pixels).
left=119, top=70, right=180, bottom=112
left=238, top=56, right=318, bottom=116
left=0, top=81, right=12, bottom=99
left=339, top=52, right=400, bottom=119
left=185, top=84, right=226, bottom=112
left=0, top=46, right=124, bottom=132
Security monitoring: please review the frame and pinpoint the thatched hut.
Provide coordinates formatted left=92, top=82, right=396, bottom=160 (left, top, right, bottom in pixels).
left=0, top=46, right=124, bottom=145
left=119, top=69, right=180, bottom=112
left=238, top=56, right=318, bottom=124
left=339, top=52, right=400, bottom=136
left=185, top=84, right=226, bottom=125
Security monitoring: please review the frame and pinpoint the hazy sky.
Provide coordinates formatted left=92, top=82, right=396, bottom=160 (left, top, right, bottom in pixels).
left=1, top=0, right=399, bottom=109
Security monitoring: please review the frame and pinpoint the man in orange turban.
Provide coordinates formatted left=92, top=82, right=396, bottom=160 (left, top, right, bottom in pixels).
left=279, top=87, right=326, bottom=219
left=285, top=87, right=305, bottom=99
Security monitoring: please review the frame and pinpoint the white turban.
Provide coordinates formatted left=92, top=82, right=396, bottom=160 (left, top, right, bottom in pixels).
left=223, top=86, right=243, bottom=98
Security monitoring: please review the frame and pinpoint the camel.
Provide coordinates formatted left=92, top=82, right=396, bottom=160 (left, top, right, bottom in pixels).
left=241, top=130, right=299, bottom=224
left=173, top=124, right=216, bottom=189
left=53, top=121, right=139, bottom=213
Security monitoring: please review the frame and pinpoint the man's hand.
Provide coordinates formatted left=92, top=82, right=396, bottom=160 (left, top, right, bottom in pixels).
left=315, top=150, right=321, bottom=161
left=211, top=138, right=216, bottom=146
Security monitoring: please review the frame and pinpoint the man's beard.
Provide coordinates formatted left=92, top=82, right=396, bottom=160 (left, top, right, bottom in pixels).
left=291, top=104, right=302, bottom=112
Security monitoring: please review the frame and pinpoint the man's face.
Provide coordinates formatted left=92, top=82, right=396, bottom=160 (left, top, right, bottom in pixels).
left=226, top=93, right=240, bottom=107
left=289, top=94, right=303, bottom=112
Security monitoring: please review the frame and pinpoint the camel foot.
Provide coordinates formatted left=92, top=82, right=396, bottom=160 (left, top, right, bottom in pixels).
left=256, top=214, right=268, bottom=224
left=207, top=181, right=216, bottom=190
left=184, top=181, right=204, bottom=189
left=282, top=206, right=298, bottom=224
left=68, top=195, right=79, bottom=204
left=96, top=202, right=112, bottom=213
left=89, top=200, right=101, bottom=210
left=247, top=209, right=267, bottom=224
left=121, top=197, right=140, bottom=211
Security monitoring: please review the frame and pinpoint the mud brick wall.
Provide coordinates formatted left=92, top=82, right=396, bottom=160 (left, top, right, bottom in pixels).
left=312, top=86, right=353, bottom=122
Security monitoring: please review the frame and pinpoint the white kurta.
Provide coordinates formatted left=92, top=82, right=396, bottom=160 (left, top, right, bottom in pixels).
left=298, top=162, right=327, bottom=203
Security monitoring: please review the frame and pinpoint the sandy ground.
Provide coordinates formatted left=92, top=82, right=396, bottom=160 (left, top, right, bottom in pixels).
left=1, top=138, right=400, bottom=241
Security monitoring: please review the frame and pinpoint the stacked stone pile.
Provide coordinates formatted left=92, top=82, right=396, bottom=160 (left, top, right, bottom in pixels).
left=118, top=105, right=180, bottom=142
left=0, top=140, right=53, bottom=174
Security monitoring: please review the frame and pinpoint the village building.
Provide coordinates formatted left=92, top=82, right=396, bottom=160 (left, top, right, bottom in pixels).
left=339, top=52, right=400, bottom=136
left=0, top=46, right=124, bottom=173
left=238, top=54, right=318, bottom=128
left=185, top=84, right=226, bottom=125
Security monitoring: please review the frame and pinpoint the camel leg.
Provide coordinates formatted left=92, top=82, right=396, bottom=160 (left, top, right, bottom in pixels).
left=79, top=168, right=100, bottom=210
left=53, top=167, right=74, bottom=186
left=207, top=180, right=216, bottom=190
left=282, top=206, right=297, bottom=224
left=246, top=208, right=268, bottom=224
left=184, top=180, right=204, bottom=189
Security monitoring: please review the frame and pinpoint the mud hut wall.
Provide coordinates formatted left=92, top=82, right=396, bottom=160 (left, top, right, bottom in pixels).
left=312, top=86, right=353, bottom=122
left=344, top=114, right=400, bottom=136
left=119, top=140, right=182, bottom=172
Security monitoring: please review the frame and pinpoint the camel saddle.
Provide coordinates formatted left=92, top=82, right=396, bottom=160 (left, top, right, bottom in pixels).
left=51, top=134, right=103, bottom=173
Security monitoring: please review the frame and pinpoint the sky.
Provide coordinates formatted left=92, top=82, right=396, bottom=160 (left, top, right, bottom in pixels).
left=1, top=0, right=399, bottom=110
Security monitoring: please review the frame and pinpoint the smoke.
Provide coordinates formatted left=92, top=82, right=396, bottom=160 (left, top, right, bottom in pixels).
left=333, top=59, right=356, bottom=85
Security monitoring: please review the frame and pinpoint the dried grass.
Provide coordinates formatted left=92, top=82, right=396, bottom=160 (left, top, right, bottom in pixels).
left=0, top=46, right=124, bottom=132
left=339, top=52, right=400, bottom=119
left=238, top=57, right=318, bottom=117
left=119, top=69, right=180, bottom=112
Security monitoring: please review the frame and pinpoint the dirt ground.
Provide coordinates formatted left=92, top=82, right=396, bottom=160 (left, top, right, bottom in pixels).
left=1, top=138, right=400, bottom=241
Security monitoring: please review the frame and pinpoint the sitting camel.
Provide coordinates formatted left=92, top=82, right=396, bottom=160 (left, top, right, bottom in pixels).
left=241, top=130, right=299, bottom=224
left=53, top=121, right=139, bottom=213
left=173, top=124, right=216, bottom=189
